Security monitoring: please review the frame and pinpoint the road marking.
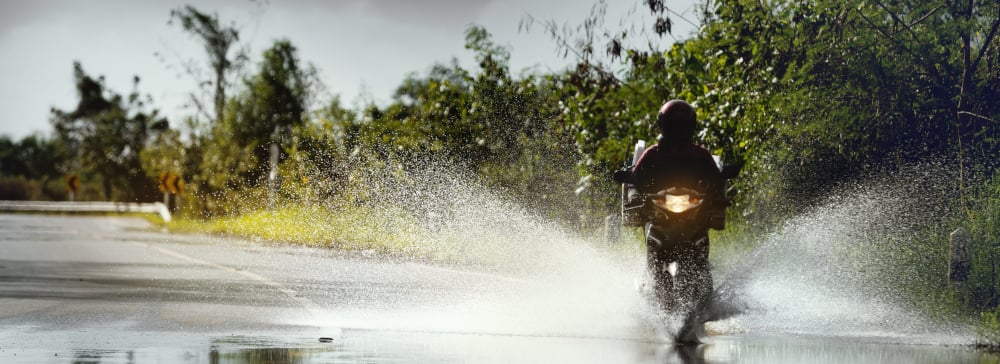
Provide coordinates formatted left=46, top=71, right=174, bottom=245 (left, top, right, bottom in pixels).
left=131, top=241, right=325, bottom=316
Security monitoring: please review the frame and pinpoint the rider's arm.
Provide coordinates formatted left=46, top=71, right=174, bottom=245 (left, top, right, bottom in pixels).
left=627, top=145, right=659, bottom=205
left=630, top=145, right=659, bottom=193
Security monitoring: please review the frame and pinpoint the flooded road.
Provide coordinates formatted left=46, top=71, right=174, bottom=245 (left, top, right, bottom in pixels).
left=0, top=214, right=994, bottom=363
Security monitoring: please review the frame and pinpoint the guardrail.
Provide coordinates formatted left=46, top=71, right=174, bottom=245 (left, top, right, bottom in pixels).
left=0, top=200, right=172, bottom=222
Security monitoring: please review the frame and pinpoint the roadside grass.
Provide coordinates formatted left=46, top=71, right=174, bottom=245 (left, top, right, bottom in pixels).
left=163, top=201, right=650, bottom=269
left=708, top=213, right=759, bottom=266
left=166, top=204, right=449, bottom=258
left=161, top=200, right=585, bottom=267
left=980, top=307, right=1000, bottom=352
left=158, top=198, right=766, bottom=271
left=970, top=173, right=1000, bottom=347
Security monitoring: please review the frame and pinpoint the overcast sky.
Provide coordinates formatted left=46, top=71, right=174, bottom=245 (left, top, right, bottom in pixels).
left=0, top=0, right=698, bottom=140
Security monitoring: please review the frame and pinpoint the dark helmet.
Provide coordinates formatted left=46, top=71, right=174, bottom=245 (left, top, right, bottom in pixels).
left=656, top=99, right=696, bottom=144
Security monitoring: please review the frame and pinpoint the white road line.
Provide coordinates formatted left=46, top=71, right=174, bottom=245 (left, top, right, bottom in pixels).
left=131, top=241, right=325, bottom=316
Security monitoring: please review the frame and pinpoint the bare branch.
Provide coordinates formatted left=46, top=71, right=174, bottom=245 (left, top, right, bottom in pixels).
left=874, top=0, right=923, bottom=45
left=856, top=8, right=946, bottom=87
left=188, top=94, right=213, bottom=122
left=959, top=110, right=998, bottom=123
left=971, top=6, right=1000, bottom=75
left=520, top=13, right=623, bottom=85
left=666, top=8, right=699, bottom=29
left=885, top=5, right=944, bottom=36
left=909, top=4, right=944, bottom=27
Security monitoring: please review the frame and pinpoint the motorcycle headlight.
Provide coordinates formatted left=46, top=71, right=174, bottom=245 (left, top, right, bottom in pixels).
left=655, top=194, right=702, bottom=213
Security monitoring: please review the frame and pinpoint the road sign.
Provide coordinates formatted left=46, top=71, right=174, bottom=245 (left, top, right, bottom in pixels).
left=66, top=175, right=80, bottom=193
left=155, top=172, right=186, bottom=195
left=172, top=176, right=184, bottom=195
left=158, top=172, right=169, bottom=193
left=162, top=172, right=184, bottom=195
left=168, top=174, right=179, bottom=194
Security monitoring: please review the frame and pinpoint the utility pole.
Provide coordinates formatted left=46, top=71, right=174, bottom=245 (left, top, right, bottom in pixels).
left=269, top=143, right=279, bottom=211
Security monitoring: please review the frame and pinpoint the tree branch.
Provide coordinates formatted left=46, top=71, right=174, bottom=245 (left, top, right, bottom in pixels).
left=855, top=8, right=946, bottom=87
left=188, top=94, right=213, bottom=122
left=874, top=0, right=926, bottom=48
left=959, top=110, right=998, bottom=123
left=521, top=14, right=624, bottom=85
left=908, top=5, right=945, bottom=29
left=971, top=6, right=1000, bottom=75
left=666, top=8, right=698, bottom=29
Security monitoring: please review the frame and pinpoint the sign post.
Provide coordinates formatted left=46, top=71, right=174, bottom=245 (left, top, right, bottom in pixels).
left=159, top=171, right=184, bottom=214
left=66, top=175, right=80, bottom=201
left=167, top=172, right=184, bottom=213
left=158, top=172, right=170, bottom=207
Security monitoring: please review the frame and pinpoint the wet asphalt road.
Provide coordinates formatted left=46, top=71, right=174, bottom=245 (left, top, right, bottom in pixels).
left=0, top=213, right=996, bottom=363
left=0, top=214, right=522, bottom=362
left=0, top=214, right=493, bottom=326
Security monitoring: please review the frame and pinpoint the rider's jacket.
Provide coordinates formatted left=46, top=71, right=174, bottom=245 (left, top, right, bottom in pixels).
left=630, top=139, right=726, bottom=207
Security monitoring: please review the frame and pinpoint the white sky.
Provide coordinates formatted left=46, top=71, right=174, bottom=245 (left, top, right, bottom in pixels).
left=0, top=0, right=698, bottom=140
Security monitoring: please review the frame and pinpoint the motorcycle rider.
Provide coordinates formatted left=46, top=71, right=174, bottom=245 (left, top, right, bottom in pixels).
left=626, top=99, right=727, bottom=309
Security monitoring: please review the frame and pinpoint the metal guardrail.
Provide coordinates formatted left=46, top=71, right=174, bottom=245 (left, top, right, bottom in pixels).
left=0, top=200, right=172, bottom=222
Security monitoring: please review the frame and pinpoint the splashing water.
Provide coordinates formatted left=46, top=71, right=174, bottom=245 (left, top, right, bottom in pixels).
left=332, top=161, right=655, bottom=340
left=306, top=159, right=975, bottom=344
left=710, top=163, right=974, bottom=344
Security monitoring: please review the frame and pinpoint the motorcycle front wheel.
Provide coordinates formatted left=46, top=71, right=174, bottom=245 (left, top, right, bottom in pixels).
left=645, top=229, right=712, bottom=314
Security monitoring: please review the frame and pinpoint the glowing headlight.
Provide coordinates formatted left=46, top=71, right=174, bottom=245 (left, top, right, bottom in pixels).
left=656, top=194, right=702, bottom=213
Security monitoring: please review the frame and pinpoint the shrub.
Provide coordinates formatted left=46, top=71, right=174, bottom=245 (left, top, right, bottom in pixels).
left=0, top=176, right=42, bottom=200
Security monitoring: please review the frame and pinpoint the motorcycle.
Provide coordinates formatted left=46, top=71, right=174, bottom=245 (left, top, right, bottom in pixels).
left=612, top=140, right=739, bottom=339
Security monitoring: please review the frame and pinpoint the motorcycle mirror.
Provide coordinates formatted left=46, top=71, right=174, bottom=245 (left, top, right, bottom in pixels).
left=613, top=169, right=634, bottom=184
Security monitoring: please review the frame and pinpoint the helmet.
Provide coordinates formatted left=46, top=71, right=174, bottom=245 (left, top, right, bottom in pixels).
left=656, top=99, right=696, bottom=144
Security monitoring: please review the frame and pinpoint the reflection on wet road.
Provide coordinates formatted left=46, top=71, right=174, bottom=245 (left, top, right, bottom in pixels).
left=0, top=214, right=995, bottom=363
left=3, top=330, right=993, bottom=363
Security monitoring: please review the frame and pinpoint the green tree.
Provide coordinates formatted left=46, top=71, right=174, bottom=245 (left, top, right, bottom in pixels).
left=0, top=134, right=59, bottom=180
left=847, top=0, right=1000, bottom=206
left=197, top=101, right=257, bottom=213
left=0, top=134, right=63, bottom=200
left=50, top=62, right=167, bottom=201
left=0, top=136, right=16, bottom=175
left=686, top=0, right=1000, bottom=212
left=465, top=25, right=552, bottom=166
left=327, top=25, right=580, bottom=222
left=232, top=39, right=316, bottom=186
left=355, top=25, right=558, bottom=170
left=139, top=127, right=186, bottom=184
left=169, top=5, right=247, bottom=126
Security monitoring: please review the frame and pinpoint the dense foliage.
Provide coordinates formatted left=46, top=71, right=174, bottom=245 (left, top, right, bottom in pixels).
left=543, top=0, right=1000, bottom=221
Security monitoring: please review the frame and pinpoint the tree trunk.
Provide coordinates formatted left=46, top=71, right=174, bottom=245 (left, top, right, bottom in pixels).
left=215, top=68, right=225, bottom=126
